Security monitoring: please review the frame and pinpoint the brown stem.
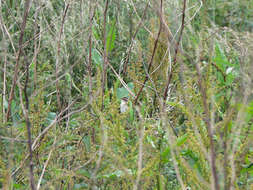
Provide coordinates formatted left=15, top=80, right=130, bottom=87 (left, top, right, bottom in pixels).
left=33, top=1, right=41, bottom=90
left=2, top=40, right=7, bottom=124
left=101, top=0, right=109, bottom=111
left=163, top=0, right=187, bottom=101
left=56, top=3, right=70, bottom=111
left=223, top=123, right=228, bottom=190
left=88, top=0, right=94, bottom=101
left=88, top=0, right=96, bottom=144
left=195, top=63, right=220, bottom=190
left=134, top=0, right=163, bottom=104
left=24, top=57, right=35, bottom=190
left=6, top=0, right=31, bottom=121
left=211, top=62, right=226, bottom=82
left=133, top=114, right=144, bottom=190
left=123, top=3, right=149, bottom=75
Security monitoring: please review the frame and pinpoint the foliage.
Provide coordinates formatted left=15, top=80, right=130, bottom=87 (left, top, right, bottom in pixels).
left=0, top=0, right=252, bottom=189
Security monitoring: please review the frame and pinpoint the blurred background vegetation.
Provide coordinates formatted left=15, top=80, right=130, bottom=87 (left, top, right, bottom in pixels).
left=0, top=0, right=253, bottom=189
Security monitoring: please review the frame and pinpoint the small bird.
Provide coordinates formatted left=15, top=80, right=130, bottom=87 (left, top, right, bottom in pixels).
left=120, top=97, right=129, bottom=113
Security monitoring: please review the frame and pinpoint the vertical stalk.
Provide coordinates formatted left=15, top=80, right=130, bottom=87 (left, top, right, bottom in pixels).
left=134, top=0, right=162, bottom=104
left=24, top=59, right=35, bottom=190
left=133, top=123, right=144, bottom=190
left=91, top=1, right=109, bottom=189
left=195, top=61, right=220, bottom=190
left=122, top=2, right=149, bottom=75
left=88, top=0, right=93, bottom=100
left=6, top=0, right=31, bottom=121
left=56, top=3, right=69, bottom=111
left=2, top=40, right=7, bottom=124
left=163, top=0, right=186, bottom=101
left=101, top=0, right=109, bottom=110
left=88, top=0, right=96, bottom=143
left=32, top=1, right=40, bottom=90
left=223, top=123, right=228, bottom=190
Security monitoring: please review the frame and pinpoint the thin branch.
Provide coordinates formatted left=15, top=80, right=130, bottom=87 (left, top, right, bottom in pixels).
left=107, top=62, right=136, bottom=98
left=134, top=0, right=163, bottom=104
left=88, top=0, right=96, bottom=143
left=88, top=0, right=95, bottom=101
left=6, top=0, right=32, bottom=121
left=133, top=106, right=144, bottom=190
left=122, top=2, right=149, bottom=75
left=101, top=0, right=109, bottom=110
left=178, top=62, right=209, bottom=160
left=0, top=136, right=27, bottom=143
left=0, top=14, right=17, bottom=55
left=229, top=88, right=250, bottom=189
left=11, top=90, right=99, bottom=177
left=163, top=0, right=187, bottom=101
left=18, top=69, right=35, bottom=190
left=91, top=2, right=109, bottom=188
left=195, top=59, right=220, bottom=190
left=2, top=38, right=7, bottom=124
left=55, top=3, right=70, bottom=111
left=32, top=1, right=41, bottom=90
left=161, top=110, right=185, bottom=189
left=37, top=136, right=56, bottom=190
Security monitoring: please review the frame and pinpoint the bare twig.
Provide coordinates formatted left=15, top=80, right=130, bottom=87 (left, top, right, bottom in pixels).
left=18, top=71, right=35, bottom=190
left=56, top=3, right=70, bottom=111
left=122, top=2, right=149, bottom=75
left=88, top=0, right=96, bottom=143
left=229, top=88, right=250, bottom=190
left=163, top=0, right=187, bottom=101
left=133, top=106, right=144, bottom=190
left=90, top=2, right=109, bottom=188
left=37, top=136, right=56, bottom=190
left=32, top=1, right=41, bottom=90
left=161, top=110, right=186, bottom=189
left=178, top=62, right=209, bottom=160
left=6, top=0, right=32, bottom=121
left=0, top=136, right=27, bottom=143
left=134, top=0, right=163, bottom=104
left=2, top=38, right=7, bottom=123
left=195, top=58, right=220, bottom=190
left=101, top=0, right=109, bottom=110
left=107, top=62, right=136, bottom=98
left=0, top=5, right=17, bottom=55
left=11, top=90, right=99, bottom=177
left=90, top=106, right=108, bottom=190
left=88, top=0, right=95, bottom=101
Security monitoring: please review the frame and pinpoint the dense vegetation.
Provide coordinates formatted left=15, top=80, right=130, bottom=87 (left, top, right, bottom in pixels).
left=0, top=0, right=253, bottom=189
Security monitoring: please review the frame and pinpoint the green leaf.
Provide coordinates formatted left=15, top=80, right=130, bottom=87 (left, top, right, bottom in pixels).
left=13, top=183, right=23, bottom=189
left=161, top=146, right=171, bottom=162
left=214, top=43, right=230, bottom=72
left=76, top=169, right=91, bottom=178
left=45, top=112, right=56, bottom=125
left=92, top=26, right=100, bottom=40
left=147, top=135, right=156, bottom=148
left=102, top=170, right=124, bottom=179
left=92, top=48, right=102, bottom=68
left=116, top=82, right=134, bottom=99
left=176, top=133, right=188, bottom=147
left=65, top=73, right=71, bottom=83
left=106, top=19, right=116, bottom=53
left=71, top=78, right=82, bottom=94
left=82, top=136, right=91, bottom=152
left=74, top=183, right=88, bottom=189
left=241, top=163, right=253, bottom=173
